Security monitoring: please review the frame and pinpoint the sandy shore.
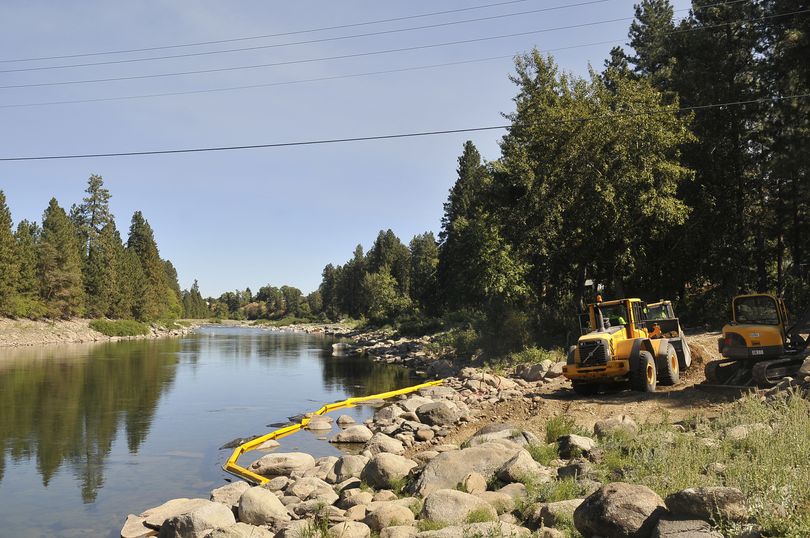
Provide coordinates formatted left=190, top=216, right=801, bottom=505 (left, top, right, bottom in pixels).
left=0, top=317, right=199, bottom=347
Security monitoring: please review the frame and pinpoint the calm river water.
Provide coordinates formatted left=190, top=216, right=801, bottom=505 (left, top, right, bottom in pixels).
left=0, top=326, right=419, bottom=537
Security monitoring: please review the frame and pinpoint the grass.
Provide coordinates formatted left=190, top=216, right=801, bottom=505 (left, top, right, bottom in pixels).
left=89, top=319, right=150, bottom=337
left=465, top=507, right=498, bottom=524
left=254, top=315, right=317, bottom=327
left=524, top=477, right=585, bottom=504
left=526, top=443, right=560, bottom=466
left=586, top=391, right=810, bottom=537
left=544, top=415, right=590, bottom=444
left=416, top=519, right=446, bottom=532
left=388, top=476, right=408, bottom=496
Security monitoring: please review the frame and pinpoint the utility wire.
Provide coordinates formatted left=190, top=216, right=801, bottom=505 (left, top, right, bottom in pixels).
left=2, top=93, right=807, bottom=162
left=0, top=0, right=610, bottom=74
left=0, top=0, right=538, bottom=63
left=3, top=5, right=799, bottom=91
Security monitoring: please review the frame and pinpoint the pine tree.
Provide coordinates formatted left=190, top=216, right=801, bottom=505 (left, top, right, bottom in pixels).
left=0, top=191, right=19, bottom=315
left=409, top=232, right=439, bottom=314
left=367, top=230, right=411, bottom=296
left=15, top=220, right=40, bottom=297
left=85, top=223, right=122, bottom=317
left=73, top=175, right=113, bottom=254
left=126, top=211, right=167, bottom=320
left=39, top=198, right=84, bottom=318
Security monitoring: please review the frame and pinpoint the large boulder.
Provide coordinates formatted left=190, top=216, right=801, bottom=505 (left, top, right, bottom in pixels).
left=374, top=404, right=405, bottom=422
left=574, top=483, right=666, bottom=538
left=364, top=503, right=416, bottom=530
left=557, top=434, right=597, bottom=459
left=416, top=521, right=530, bottom=538
left=413, top=442, right=523, bottom=496
left=525, top=499, right=584, bottom=529
left=249, top=452, right=316, bottom=477
left=593, top=416, right=638, bottom=439
left=331, top=425, right=374, bottom=443
left=652, top=517, right=723, bottom=538
left=420, top=489, right=498, bottom=525
left=327, top=455, right=369, bottom=483
left=360, top=453, right=418, bottom=489
left=416, top=402, right=459, bottom=427
left=515, top=362, right=551, bottom=382
left=158, top=501, right=235, bottom=538
left=665, top=487, right=747, bottom=522
left=141, top=498, right=212, bottom=530
left=210, top=481, right=251, bottom=511
left=475, top=491, right=515, bottom=514
left=461, top=472, right=487, bottom=494
left=209, top=522, right=275, bottom=538
left=496, top=450, right=553, bottom=484
left=381, top=526, right=418, bottom=538
left=466, top=424, right=541, bottom=448
left=399, top=395, right=434, bottom=413
left=327, top=521, right=371, bottom=538
left=365, top=433, right=406, bottom=456
left=287, top=476, right=336, bottom=502
left=238, top=486, right=291, bottom=526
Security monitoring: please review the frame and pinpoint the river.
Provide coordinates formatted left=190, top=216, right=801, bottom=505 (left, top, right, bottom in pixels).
left=0, top=326, right=419, bottom=537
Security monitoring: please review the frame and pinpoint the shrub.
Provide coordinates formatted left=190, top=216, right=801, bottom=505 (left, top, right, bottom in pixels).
left=465, top=507, right=497, bottom=523
left=544, top=415, right=589, bottom=444
left=525, top=477, right=584, bottom=504
left=509, top=346, right=566, bottom=364
left=526, top=443, right=560, bottom=466
left=89, top=319, right=150, bottom=337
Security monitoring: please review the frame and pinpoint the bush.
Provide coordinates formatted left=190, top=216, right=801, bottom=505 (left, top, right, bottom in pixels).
left=526, top=443, right=560, bottom=466
left=89, top=319, right=150, bottom=337
left=426, top=327, right=481, bottom=358
left=544, top=415, right=589, bottom=444
left=11, top=295, right=48, bottom=319
left=509, top=346, right=566, bottom=364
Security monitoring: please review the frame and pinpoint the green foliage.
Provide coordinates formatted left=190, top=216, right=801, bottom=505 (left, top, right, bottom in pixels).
left=361, top=267, right=412, bottom=323
left=127, top=211, right=171, bottom=321
left=409, top=232, right=440, bottom=315
left=425, top=327, right=480, bottom=358
left=89, top=319, right=150, bottom=337
left=0, top=191, right=19, bottom=315
left=524, top=477, right=585, bottom=504
left=465, top=507, right=497, bottom=524
left=508, top=347, right=565, bottom=364
left=526, top=443, right=560, bottom=466
left=416, top=520, right=446, bottom=532
left=544, top=415, right=589, bottom=444
left=39, top=198, right=85, bottom=318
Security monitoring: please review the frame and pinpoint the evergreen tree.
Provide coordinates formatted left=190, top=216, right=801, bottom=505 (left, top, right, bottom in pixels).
left=319, top=264, right=341, bottom=320
left=85, top=222, right=121, bottom=317
left=409, top=232, right=439, bottom=314
left=0, top=191, right=18, bottom=315
left=126, top=212, right=167, bottom=320
left=38, top=198, right=84, bottom=318
left=15, top=220, right=40, bottom=298
left=73, top=175, right=113, bottom=254
left=338, top=245, right=367, bottom=318
left=367, top=230, right=411, bottom=296
left=628, top=0, right=676, bottom=91
left=182, top=280, right=210, bottom=319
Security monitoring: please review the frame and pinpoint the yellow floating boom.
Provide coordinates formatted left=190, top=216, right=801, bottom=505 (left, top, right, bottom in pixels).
left=223, top=379, right=444, bottom=484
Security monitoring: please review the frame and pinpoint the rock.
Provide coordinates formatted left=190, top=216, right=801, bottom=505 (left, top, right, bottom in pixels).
left=208, top=522, right=274, bottom=538
left=375, top=404, right=405, bottom=422
left=381, top=526, right=418, bottom=538
left=141, top=498, right=211, bottom=530
left=289, top=499, right=344, bottom=520
left=724, top=423, right=770, bottom=442
left=250, top=452, right=316, bottom=477
left=346, top=504, right=367, bottom=521
left=545, top=362, right=565, bottom=378
left=413, top=442, right=523, bottom=496
left=557, top=460, right=593, bottom=480
left=331, top=425, right=374, bottom=443
left=306, top=416, right=333, bottom=430
left=467, top=424, right=541, bottom=447
left=538, top=529, right=565, bottom=538
left=338, top=490, right=374, bottom=509
left=210, top=481, right=250, bottom=510
left=652, top=517, right=722, bottom=538
left=288, top=476, right=336, bottom=501
left=338, top=415, right=357, bottom=426
left=373, top=490, right=398, bottom=502
left=158, top=501, right=235, bottom=538
left=328, top=521, right=371, bottom=538
left=461, top=472, right=487, bottom=494
left=416, top=402, right=459, bottom=427
left=525, top=499, right=583, bottom=528
left=515, top=362, right=549, bottom=382
left=416, top=429, right=435, bottom=442
left=327, top=455, right=369, bottom=483
left=799, top=357, right=810, bottom=376
left=361, top=453, right=418, bottom=489
left=421, top=489, right=498, bottom=525
left=121, top=514, right=155, bottom=538
left=665, top=487, right=747, bottom=522
left=335, top=477, right=362, bottom=494
left=238, top=486, right=291, bottom=526
left=476, top=491, right=515, bottom=514
left=557, top=434, right=597, bottom=459
left=366, top=433, right=406, bottom=455
left=333, top=342, right=356, bottom=356
left=365, top=503, right=416, bottom=530
left=265, top=476, right=290, bottom=491
left=497, top=483, right=528, bottom=500
left=433, top=444, right=460, bottom=452
left=306, top=456, right=338, bottom=480
left=416, top=522, right=530, bottom=538
left=399, top=395, right=434, bottom=412
left=574, top=483, right=666, bottom=538
left=593, top=416, right=639, bottom=439
left=276, top=520, right=312, bottom=538
left=497, top=450, right=553, bottom=484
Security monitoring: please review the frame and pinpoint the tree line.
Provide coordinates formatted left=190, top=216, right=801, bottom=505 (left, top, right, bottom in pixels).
left=310, top=0, right=810, bottom=349
left=0, top=176, right=201, bottom=321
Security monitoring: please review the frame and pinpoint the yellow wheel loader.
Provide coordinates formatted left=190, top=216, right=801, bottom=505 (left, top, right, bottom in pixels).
left=705, top=293, right=810, bottom=387
left=563, top=297, right=691, bottom=395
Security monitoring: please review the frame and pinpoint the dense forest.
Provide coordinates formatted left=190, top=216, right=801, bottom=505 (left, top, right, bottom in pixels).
left=0, top=177, right=203, bottom=321
left=307, top=0, right=810, bottom=349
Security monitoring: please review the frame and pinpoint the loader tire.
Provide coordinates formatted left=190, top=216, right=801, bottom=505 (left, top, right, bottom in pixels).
left=572, top=382, right=599, bottom=396
left=630, top=350, right=657, bottom=392
left=656, top=346, right=680, bottom=386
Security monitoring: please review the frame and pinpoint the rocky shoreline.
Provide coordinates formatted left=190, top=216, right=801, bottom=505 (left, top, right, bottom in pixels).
left=0, top=317, right=200, bottom=348
left=119, top=327, right=766, bottom=538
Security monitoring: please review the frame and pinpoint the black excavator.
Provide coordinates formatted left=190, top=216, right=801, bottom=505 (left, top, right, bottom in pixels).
left=704, top=294, right=810, bottom=387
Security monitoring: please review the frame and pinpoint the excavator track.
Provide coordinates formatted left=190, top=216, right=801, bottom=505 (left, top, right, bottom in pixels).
left=751, top=356, right=806, bottom=387
left=703, top=359, right=753, bottom=387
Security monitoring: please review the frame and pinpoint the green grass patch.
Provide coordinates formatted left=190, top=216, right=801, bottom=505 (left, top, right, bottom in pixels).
left=416, top=520, right=446, bottom=532
left=89, top=319, right=150, bottom=337
left=465, top=507, right=497, bottom=524
left=525, top=477, right=585, bottom=504
left=526, top=443, right=560, bottom=466
left=544, top=415, right=590, bottom=444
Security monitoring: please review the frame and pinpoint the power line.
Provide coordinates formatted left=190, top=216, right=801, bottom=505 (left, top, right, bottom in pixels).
left=0, top=0, right=537, bottom=64
left=2, top=93, right=807, bottom=162
left=4, top=4, right=797, bottom=91
left=0, top=0, right=610, bottom=74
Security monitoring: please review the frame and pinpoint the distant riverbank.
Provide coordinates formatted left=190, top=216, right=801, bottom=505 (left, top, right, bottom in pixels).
left=0, top=317, right=200, bottom=347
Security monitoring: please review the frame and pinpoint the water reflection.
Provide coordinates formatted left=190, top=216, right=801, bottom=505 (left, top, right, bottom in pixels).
left=0, top=328, right=419, bottom=537
left=0, top=339, right=180, bottom=502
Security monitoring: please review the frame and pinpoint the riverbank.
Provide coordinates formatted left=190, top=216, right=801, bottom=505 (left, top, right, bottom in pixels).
left=118, top=325, right=810, bottom=537
left=0, top=317, right=200, bottom=347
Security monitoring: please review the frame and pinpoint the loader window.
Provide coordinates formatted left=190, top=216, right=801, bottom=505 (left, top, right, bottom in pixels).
left=734, top=296, right=780, bottom=325
left=598, top=304, right=628, bottom=328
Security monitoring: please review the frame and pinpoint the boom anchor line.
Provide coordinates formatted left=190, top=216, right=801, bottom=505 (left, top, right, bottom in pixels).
left=223, top=379, right=444, bottom=484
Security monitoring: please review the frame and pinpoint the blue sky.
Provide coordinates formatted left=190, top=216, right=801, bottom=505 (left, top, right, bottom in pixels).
left=0, top=0, right=691, bottom=296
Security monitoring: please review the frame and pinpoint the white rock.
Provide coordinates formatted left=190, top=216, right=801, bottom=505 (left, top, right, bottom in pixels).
left=238, top=486, right=291, bottom=526
left=158, top=500, right=235, bottom=538
left=250, top=452, right=316, bottom=477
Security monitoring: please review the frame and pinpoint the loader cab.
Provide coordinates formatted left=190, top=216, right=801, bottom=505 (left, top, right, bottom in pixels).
left=648, top=300, right=675, bottom=321
left=585, top=298, right=649, bottom=340
left=731, top=294, right=789, bottom=327
left=720, top=294, right=789, bottom=359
